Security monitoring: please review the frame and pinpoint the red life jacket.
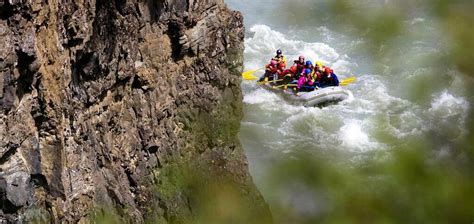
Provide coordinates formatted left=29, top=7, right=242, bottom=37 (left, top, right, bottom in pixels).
left=293, top=60, right=305, bottom=74
left=272, top=55, right=287, bottom=67
left=266, top=64, right=278, bottom=73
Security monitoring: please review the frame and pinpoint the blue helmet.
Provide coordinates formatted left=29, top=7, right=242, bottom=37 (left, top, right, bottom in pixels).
left=276, top=49, right=282, bottom=55
left=305, top=68, right=312, bottom=74
left=306, top=60, right=313, bottom=66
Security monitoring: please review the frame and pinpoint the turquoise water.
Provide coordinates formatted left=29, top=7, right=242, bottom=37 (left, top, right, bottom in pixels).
left=225, top=0, right=471, bottom=221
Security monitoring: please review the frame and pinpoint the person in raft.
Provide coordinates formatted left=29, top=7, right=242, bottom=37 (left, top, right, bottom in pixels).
left=272, top=49, right=287, bottom=68
left=305, top=60, right=314, bottom=71
left=319, top=67, right=340, bottom=87
left=293, top=55, right=306, bottom=77
left=315, top=61, right=325, bottom=73
left=275, top=65, right=298, bottom=86
left=309, top=62, right=322, bottom=87
left=259, top=59, right=279, bottom=82
left=297, top=68, right=317, bottom=91
left=283, top=65, right=298, bottom=80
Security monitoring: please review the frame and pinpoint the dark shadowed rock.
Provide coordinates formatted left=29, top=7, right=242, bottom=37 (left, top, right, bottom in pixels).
left=0, top=0, right=271, bottom=223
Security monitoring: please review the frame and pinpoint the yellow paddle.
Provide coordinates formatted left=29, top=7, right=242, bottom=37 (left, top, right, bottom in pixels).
left=257, top=79, right=283, bottom=85
left=242, top=67, right=264, bottom=80
left=274, top=84, right=297, bottom=88
left=340, top=76, right=356, bottom=86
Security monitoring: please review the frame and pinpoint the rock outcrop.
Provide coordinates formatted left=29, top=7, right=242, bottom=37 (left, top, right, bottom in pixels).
left=0, top=0, right=270, bottom=223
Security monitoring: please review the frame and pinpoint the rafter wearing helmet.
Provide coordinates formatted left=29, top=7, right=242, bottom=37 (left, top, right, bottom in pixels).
left=271, top=49, right=287, bottom=68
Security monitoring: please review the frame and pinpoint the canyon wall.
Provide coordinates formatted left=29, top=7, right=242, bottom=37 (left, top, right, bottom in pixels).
left=0, top=0, right=270, bottom=222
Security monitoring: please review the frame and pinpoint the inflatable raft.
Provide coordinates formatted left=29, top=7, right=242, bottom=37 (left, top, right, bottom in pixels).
left=261, top=84, right=351, bottom=107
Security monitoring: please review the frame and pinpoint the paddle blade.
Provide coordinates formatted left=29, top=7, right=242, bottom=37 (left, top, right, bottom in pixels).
left=242, top=69, right=256, bottom=76
left=340, top=76, right=356, bottom=86
left=257, top=79, right=283, bottom=85
left=241, top=67, right=264, bottom=80
left=242, top=72, right=258, bottom=80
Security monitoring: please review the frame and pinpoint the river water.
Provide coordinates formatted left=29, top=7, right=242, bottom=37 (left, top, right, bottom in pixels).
left=225, top=0, right=471, bottom=220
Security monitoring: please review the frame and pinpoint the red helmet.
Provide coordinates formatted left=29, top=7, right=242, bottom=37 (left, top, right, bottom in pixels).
left=270, top=60, right=277, bottom=66
left=325, top=67, right=332, bottom=74
left=278, top=63, right=286, bottom=69
left=290, top=65, right=297, bottom=73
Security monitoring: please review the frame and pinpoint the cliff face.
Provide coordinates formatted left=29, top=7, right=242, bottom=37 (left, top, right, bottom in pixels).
left=0, top=0, right=269, bottom=223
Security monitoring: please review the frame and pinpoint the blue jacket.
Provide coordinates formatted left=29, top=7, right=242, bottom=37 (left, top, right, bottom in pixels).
left=331, top=73, right=339, bottom=86
left=320, top=73, right=339, bottom=87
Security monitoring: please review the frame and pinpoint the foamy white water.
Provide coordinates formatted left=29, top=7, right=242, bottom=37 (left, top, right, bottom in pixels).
left=240, top=24, right=435, bottom=154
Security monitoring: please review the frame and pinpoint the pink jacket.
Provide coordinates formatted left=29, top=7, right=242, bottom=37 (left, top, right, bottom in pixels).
left=297, top=76, right=307, bottom=89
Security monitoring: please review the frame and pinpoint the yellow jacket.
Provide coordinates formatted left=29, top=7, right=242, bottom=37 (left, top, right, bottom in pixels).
left=272, top=55, right=287, bottom=67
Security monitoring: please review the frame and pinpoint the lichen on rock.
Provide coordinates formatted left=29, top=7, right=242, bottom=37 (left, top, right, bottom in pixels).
left=0, top=0, right=270, bottom=223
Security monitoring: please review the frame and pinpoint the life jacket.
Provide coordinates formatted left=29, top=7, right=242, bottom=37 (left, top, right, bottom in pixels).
left=311, top=70, right=321, bottom=82
left=272, top=55, right=287, bottom=67
left=277, top=63, right=286, bottom=73
left=277, top=65, right=296, bottom=79
left=304, top=70, right=318, bottom=86
left=315, top=65, right=325, bottom=74
left=293, top=60, right=305, bottom=74
left=299, top=70, right=318, bottom=89
left=265, top=64, right=278, bottom=74
left=289, top=65, right=297, bottom=74
left=297, top=75, right=307, bottom=90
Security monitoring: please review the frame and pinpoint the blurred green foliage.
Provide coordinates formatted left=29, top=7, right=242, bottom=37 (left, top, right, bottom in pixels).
left=146, top=161, right=271, bottom=224
left=328, top=0, right=474, bottom=76
left=264, top=148, right=474, bottom=223
left=89, top=161, right=272, bottom=224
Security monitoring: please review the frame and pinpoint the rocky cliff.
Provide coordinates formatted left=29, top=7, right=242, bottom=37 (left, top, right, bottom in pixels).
left=0, top=0, right=270, bottom=223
